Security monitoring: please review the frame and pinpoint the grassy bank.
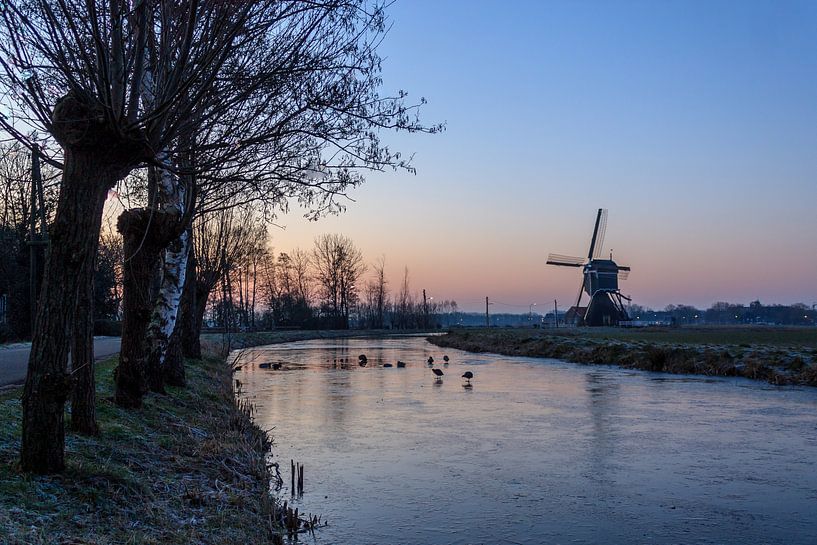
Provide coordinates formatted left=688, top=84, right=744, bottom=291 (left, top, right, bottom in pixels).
left=0, top=329, right=431, bottom=544
left=429, top=327, right=817, bottom=386
left=0, top=353, right=276, bottom=544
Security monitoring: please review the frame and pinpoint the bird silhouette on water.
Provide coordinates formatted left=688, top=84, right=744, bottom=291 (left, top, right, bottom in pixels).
left=432, top=368, right=444, bottom=381
left=396, top=361, right=406, bottom=368
left=427, top=356, right=435, bottom=366
left=443, top=355, right=450, bottom=365
left=462, top=371, right=474, bottom=384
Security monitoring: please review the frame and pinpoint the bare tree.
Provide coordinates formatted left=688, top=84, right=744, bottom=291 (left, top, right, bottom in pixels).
left=0, top=1, right=438, bottom=472
left=311, top=234, right=366, bottom=328
left=0, top=1, right=273, bottom=472
left=395, top=266, right=414, bottom=329
left=120, top=0, right=441, bottom=398
left=372, top=256, right=388, bottom=329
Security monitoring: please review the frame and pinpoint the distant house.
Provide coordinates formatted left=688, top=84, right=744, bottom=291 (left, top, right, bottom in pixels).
left=564, top=306, right=587, bottom=326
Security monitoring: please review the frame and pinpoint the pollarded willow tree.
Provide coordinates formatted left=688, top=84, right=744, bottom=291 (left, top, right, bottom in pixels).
left=0, top=0, right=437, bottom=474
left=138, top=1, right=442, bottom=386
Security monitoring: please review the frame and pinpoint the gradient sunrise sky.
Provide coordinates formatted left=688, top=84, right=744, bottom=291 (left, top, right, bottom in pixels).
left=274, top=0, right=817, bottom=313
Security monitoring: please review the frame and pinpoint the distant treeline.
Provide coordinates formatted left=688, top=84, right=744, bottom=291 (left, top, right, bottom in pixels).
left=427, top=301, right=817, bottom=328
left=623, top=301, right=816, bottom=326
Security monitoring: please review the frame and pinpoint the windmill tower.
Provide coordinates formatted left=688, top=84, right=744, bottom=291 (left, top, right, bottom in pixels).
left=547, top=209, right=631, bottom=326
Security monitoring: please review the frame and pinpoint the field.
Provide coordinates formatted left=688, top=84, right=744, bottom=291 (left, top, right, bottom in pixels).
left=430, top=325, right=817, bottom=386
left=541, top=325, right=817, bottom=348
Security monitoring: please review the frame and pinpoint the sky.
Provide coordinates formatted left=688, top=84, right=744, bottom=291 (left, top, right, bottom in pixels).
left=272, top=0, right=817, bottom=313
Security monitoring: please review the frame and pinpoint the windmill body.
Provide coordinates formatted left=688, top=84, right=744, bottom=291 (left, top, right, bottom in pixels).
left=547, top=209, right=631, bottom=326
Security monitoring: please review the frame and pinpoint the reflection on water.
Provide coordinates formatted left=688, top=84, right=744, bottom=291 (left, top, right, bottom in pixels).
left=235, top=337, right=817, bottom=544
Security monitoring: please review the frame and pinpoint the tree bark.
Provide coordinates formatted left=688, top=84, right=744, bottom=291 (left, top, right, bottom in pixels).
left=179, top=251, right=202, bottom=359
left=21, top=153, right=115, bottom=472
left=113, top=209, right=178, bottom=407
left=163, top=326, right=186, bottom=387
left=20, top=92, right=147, bottom=473
left=165, top=242, right=196, bottom=383
left=146, top=228, right=189, bottom=393
left=70, top=257, right=99, bottom=436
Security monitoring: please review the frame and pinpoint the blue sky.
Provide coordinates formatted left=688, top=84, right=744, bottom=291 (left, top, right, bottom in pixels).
left=278, top=0, right=817, bottom=312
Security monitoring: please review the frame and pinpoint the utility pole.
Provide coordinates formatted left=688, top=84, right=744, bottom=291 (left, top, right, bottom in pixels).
left=28, top=145, right=46, bottom=335
left=485, top=296, right=490, bottom=327
left=554, top=299, right=558, bottom=329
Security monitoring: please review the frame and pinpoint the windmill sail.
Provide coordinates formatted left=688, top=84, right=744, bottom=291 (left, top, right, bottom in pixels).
left=592, top=209, right=608, bottom=260
left=587, top=209, right=605, bottom=260
left=546, top=253, right=584, bottom=267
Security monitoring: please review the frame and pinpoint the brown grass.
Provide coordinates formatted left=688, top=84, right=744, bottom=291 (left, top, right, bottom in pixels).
left=429, top=327, right=817, bottom=386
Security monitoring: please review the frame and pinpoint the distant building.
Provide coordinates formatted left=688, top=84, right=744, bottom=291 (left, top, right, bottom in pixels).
left=564, top=306, right=587, bottom=326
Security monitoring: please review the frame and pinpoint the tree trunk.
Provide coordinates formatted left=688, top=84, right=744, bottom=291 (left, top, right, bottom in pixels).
left=21, top=92, right=148, bottom=473
left=21, top=152, right=115, bottom=473
left=179, top=252, right=202, bottom=359
left=114, top=209, right=178, bottom=407
left=70, top=257, right=99, bottom=436
left=162, top=231, right=194, bottom=387
left=146, top=228, right=189, bottom=393
left=163, top=327, right=186, bottom=387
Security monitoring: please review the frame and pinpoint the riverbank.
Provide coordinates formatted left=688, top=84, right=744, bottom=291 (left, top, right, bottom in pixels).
left=0, top=352, right=281, bottom=544
left=428, top=327, right=817, bottom=386
left=0, top=329, right=434, bottom=544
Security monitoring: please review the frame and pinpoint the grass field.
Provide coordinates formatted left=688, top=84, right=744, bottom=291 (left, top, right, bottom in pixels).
left=508, top=325, right=817, bottom=349
left=431, top=325, right=817, bottom=386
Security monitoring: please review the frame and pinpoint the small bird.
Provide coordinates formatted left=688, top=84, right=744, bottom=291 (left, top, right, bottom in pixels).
left=383, top=363, right=393, bottom=368
left=396, top=361, right=406, bottom=368
left=259, top=362, right=272, bottom=369
left=272, top=362, right=282, bottom=370
left=432, top=368, right=444, bottom=380
left=358, top=354, right=368, bottom=364
left=462, top=371, right=474, bottom=384
left=443, top=355, right=450, bottom=363
left=427, top=356, right=434, bottom=366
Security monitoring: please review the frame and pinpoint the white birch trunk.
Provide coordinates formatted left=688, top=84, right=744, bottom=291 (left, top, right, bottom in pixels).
left=147, top=151, right=189, bottom=367
left=141, top=44, right=190, bottom=369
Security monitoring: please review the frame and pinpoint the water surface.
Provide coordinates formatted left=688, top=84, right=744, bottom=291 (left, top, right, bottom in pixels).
left=234, top=336, right=817, bottom=544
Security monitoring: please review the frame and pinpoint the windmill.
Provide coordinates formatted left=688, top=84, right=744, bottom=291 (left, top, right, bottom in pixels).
left=547, top=209, right=631, bottom=326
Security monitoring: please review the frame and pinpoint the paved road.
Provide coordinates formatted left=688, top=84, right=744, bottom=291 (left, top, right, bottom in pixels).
left=0, top=336, right=121, bottom=387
